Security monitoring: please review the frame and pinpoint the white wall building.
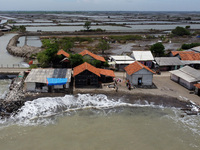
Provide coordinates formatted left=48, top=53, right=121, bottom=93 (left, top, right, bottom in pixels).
left=124, top=61, right=155, bottom=86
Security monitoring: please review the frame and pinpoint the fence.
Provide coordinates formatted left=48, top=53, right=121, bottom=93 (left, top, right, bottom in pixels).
left=0, top=64, right=26, bottom=68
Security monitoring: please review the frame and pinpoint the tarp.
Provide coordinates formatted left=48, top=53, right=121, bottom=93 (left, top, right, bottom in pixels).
left=47, top=78, right=67, bottom=86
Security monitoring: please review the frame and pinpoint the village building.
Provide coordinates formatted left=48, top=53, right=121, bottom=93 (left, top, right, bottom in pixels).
left=190, top=46, right=200, bottom=53
left=108, top=55, right=135, bottom=71
left=79, top=50, right=106, bottom=63
left=24, top=68, right=72, bottom=93
left=169, top=66, right=200, bottom=90
left=179, top=52, right=200, bottom=69
left=169, top=50, right=195, bottom=57
left=169, top=50, right=200, bottom=69
left=154, top=57, right=184, bottom=71
left=57, top=49, right=71, bottom=67
left=57, top=49, right=70, bottom=58
left=73, top=62, right=115, bottom=88
left=124, top=61, right=155, bottom=86
left=131, top=51, right=154, bottom=68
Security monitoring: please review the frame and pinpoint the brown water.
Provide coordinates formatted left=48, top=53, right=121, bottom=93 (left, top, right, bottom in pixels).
left=0, top=94, right=199, bottom=150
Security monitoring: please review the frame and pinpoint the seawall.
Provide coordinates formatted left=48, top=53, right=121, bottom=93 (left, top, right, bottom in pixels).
left=6, top=34, right=42, bottom=58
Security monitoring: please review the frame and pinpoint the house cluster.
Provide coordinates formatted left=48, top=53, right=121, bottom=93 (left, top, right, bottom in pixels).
left=24, top=46, right=200, bottom=96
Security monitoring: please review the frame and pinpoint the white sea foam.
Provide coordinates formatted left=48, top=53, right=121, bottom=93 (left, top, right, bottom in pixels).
left=2, top=94, right=164, bottom=126
left=167, top=108, right=200, bottom=136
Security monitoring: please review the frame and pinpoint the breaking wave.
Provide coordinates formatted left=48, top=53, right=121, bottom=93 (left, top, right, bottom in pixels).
left=1, top=94, right=163, bottom=126
left=0, top=93, right=199, bottom=137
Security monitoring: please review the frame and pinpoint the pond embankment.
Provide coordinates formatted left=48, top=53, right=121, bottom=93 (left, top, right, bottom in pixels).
left=6, top=34, right=42, bottom=58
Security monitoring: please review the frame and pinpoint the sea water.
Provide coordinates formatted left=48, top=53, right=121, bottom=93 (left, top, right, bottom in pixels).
left=0, top=93, right=199, bottom=150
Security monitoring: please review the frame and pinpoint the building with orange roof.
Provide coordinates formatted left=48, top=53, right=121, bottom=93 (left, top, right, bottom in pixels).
left=57, top=49, right=70, bottom=58
left=73, top=62, right=115, bottom=88
left=170, top=51, right=195, bottom=57
left=169, top=50, right=200, bottom=69
left=124, top=61, right=155, bottom=86
left=79, top=50, right=106, bottom=62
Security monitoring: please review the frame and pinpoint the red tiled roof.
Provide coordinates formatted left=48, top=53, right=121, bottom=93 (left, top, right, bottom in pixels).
left=73, top=62, right=115, bottom=78
left=171, top=51, right=195, bottom=56
left=124, top=61, right=155, bottom=75
left=194, top=83, right=200, bottom=89
left=57, top=49, right=70, bottom=58
left=73, top=62, right=101, bottom=77
left=179, top=53, right=200, bottom=60
left=79, top=50, right=106, bottom=62
left=98, top=68, right=115, bottom=77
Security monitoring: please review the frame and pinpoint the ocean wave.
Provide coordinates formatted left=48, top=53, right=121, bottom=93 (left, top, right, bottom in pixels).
left=0, top=94, right=165, bottom=126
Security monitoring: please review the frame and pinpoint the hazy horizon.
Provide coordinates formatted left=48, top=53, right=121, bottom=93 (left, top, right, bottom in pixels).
left=0, top=0, right=200, bottom=12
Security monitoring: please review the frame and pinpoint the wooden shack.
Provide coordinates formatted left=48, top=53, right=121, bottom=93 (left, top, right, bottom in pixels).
left=73, top=62, right=115, bottom=88
left=73, top=62, right=101, bottom=88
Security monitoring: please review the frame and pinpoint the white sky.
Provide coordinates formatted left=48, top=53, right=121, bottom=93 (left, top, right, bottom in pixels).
left=0, top=0, right=200, bottom=11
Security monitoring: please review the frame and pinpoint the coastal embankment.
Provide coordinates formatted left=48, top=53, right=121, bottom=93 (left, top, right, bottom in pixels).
left=6, top=34, right=42, bottom=58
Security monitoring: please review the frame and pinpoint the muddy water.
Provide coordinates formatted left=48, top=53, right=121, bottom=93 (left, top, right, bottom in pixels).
left=0, top=34, right=24, bottom=66
left=0, top=94, right=199, bottom=150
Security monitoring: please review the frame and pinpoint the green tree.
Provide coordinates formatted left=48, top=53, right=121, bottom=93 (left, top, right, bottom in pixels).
left=69, top=54, right=84, bottom=67
left=97, top=39, right=110, bottom=54
left=19, top=25, right=26, bottom=32
left=150, top=42, right=165, bottom=57
left=84, top=21, right=91, bottom=30
left=172, top=26, right=190, bottom=36
left=37, top=39, right=59, bottom=67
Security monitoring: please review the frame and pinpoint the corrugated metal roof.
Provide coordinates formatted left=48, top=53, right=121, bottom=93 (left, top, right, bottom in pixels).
left=181, top=60, right=200, bottom=65
left=191, top=46, right=200, bottom=53
left=114, top=60, right=135, bottom=64
left=109, top=55, right=134, bottom=61
left=25, top=68, right=72, bottom=83
left=131, top=51, right=154, bottom=61
left=170, top=66, right=200, bottom=83
left=179, top=66, right=200, bottom=79
left=170, top=70, right=197, bottom=82
left=155, top=57, right=184, bottom=66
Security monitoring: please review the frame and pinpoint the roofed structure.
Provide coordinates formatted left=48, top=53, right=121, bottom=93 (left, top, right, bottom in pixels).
left=125, top=61, right=155, bottom=75
left=25, top=68, right=72, bottom=83
left=73, top=62, right=100, bottom=77
left=57, top=49, right=70, bottom=58
left=155, top=57, right=184, bottom=66
left=170, top=51, right=195, bottom=57
left=131, top=51, right=154, bottom=61
left=191, top=46, right=200, bottom=53
left=170, top=66, right=200, bottom=90
left=79, top=50, right=106, bottom=62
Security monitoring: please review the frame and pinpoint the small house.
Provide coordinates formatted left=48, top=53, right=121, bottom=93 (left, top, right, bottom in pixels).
left=124, top=61, right=155, bottom=86
left=108, top=55, right=135, bottom=71
left=24, top=68, right=72, bottom=93
left=154, top=57, right=184, bottom=71
left=57, top=49, right=71, bottom=68
left=73, top=62, right=115, bottom=88
left=131, top=51, right=154, bottom=68
left=79, top=50, right=106, bottom=63
left=169, top=66, right=200, bottom=90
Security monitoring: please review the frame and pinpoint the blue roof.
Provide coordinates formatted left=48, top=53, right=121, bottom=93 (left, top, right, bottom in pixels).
left=47, top=78, right=67, bottom=86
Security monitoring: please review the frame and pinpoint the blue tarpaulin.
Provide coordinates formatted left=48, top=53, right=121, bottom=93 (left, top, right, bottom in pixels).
left=47, top=78, right=67, bottom=86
